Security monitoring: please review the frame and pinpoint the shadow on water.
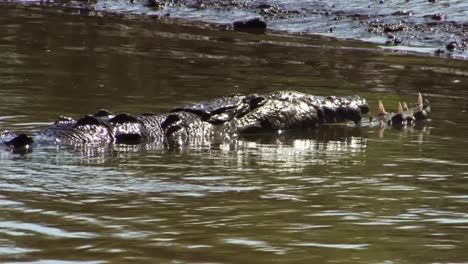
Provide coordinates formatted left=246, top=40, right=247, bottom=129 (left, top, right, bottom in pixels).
left=1, top=4, right=468, bottom=264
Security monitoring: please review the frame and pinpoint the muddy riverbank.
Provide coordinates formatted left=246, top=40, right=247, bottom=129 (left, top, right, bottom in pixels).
left=2, top=0, right=468, bottom=59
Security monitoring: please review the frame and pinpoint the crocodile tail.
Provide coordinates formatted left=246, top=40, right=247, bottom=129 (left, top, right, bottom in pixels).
left=414, top=93, right=430, bottom=121
left=1, top=131, right=34, bottom=153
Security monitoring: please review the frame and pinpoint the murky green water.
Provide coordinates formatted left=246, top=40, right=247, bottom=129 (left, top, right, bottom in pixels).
left=1, top=5, right=468, bottom=264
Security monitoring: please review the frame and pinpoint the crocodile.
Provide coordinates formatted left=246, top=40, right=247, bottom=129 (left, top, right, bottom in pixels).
left=0, top=91, right=430, bottom=153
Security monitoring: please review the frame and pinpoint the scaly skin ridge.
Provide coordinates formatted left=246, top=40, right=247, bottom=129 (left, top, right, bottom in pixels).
left=0, top=91, right=429, bottom=153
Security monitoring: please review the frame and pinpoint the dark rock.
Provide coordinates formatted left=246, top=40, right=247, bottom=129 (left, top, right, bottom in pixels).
left=392, top=10, right=413, bottom=16
left=393, top=38, right=403, bottom=45
left=434, top=48, right=445, bottom=55
left=185, top=0, right=205, bottom=9
left=383, top=22, right=408, bottom=33
left=255, top=3, right=272, bottom=9
left=232, top=16, right=267, bottom=33
left=385, top=38, right=402, bottom=46
left=143, top=0, right=166, bottom=9
left=424, top=13, right=445, bottom=21
left=446, top=41, right=460, bottom=51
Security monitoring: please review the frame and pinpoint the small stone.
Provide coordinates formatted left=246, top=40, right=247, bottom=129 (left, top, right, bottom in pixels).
left=424, top=13, right=445, bottom=20
left=391, top=10, right=413, bottom=16
left=446, top=41, right=459, bottom=51
left=232, top=16, right=267, bottom=32
left=393, top=38, right=402, bottom=45
left=144, top=0, right=165, bottom=8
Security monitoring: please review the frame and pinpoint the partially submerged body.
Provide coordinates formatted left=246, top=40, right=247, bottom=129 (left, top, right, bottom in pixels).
left=0, top=91, right=430, bottom=153
left=374, top=92, right=431, bottom=128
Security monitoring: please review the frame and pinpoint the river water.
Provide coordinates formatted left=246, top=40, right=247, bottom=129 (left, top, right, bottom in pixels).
left=1, top=4, right=468, bottom=264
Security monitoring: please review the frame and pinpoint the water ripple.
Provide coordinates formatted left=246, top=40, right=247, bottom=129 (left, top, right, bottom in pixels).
left=4, top=261, right=104, bottom=264
left=398, top=158, right=468, bottom=166
left=0, top=221, right=97, bottom=239
left=224, top=237, right=287, bottom=254
left=0, top=245, right=38, bottom=255
left=289, top=242, right=368, bottom=250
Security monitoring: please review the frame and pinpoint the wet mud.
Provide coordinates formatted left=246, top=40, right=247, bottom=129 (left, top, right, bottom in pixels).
left=1, top=0, right=468, bottom=58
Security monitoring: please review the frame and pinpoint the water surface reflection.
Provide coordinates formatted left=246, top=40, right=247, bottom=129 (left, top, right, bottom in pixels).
left=1, top=4, right=468, bottom=264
